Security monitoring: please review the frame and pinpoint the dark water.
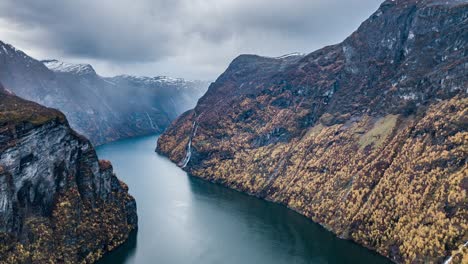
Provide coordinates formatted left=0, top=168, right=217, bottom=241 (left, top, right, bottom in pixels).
left=97, top=135, right=391, bottom=264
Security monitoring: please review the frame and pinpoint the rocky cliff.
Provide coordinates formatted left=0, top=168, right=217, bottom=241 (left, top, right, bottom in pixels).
left=157, top=0, right=467, bottom=263
left=0, top=83, right=137, bottom=263
left=0, top=43, right=208, bottom=145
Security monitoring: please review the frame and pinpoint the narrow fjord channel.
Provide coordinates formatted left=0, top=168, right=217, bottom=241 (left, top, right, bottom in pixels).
left=97, top=135, right=391, bottom=264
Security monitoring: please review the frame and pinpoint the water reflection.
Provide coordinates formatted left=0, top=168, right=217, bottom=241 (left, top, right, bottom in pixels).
left=97, top=135, right=391, bottom=264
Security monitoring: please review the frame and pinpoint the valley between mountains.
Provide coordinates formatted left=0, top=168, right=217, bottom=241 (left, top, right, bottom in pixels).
left=0, top=0, right=466, bottom=263
left=0, top=42, right=208, bottom=145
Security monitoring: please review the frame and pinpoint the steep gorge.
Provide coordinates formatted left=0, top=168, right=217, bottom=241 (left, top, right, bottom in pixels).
left=157, top=0, right=468, bottom=263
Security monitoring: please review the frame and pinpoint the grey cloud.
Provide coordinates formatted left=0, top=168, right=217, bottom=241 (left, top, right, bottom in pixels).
left=0, top=0, right=175, bottom=61
left=0, top=0, right=382, bottom=79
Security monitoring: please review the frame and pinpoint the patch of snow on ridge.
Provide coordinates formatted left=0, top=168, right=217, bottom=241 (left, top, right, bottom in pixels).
left=0, top=41, right=28, bottom=55
left=275, top=52, right=306, bottom=59
left=257, top=52, right=306, bottom=60
left=115, top=75, right=187, bottom=86
left=42, top=59, right=95, bottom=75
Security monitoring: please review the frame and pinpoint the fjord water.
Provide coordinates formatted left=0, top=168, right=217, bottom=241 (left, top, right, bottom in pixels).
left=97, top=135, right=390, bottom=264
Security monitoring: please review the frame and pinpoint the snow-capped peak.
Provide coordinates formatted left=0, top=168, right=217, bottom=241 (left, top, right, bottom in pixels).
left=42, top=59, right=96, bottom=75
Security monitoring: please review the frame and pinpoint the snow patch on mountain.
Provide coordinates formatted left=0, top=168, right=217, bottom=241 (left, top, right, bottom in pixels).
left=109, top=75, right=207, bottom=92
left=114, top=74, right=184, bottom=85
left=275, top=52, right=306, bottom=59
left=42, top=59, right=96, bottom=75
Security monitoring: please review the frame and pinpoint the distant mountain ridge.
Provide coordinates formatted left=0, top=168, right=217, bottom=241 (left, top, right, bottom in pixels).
left=0, top=41, right=209, bottom=145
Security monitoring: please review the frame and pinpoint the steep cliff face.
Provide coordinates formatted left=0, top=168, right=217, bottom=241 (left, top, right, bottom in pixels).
left=0, top=84, right=137, bottom=263
left=157, top=0, right=467, bottom=263
left=0, top=44, right=208, bottom=145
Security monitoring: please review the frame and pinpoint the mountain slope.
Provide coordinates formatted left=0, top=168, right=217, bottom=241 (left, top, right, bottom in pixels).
left=0, top=44, right=208, bottom=145
left=157, top=0, right=468, bottom=263
left=0, top=82, right=137, bottom=263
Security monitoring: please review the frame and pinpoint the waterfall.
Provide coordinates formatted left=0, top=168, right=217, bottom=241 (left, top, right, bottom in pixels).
left=444, top=256, right=453, bottom=264
left=145, top=112, right=156, bottom=129
left=443, top=241, right=468, bottom=264
left=181, top=119, right=199, bottom=168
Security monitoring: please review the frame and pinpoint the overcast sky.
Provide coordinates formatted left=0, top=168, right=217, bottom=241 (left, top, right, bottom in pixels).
left=0, top=0, right=382, bottom=80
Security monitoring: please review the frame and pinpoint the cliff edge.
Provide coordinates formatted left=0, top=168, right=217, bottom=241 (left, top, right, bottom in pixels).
left=0, top=83, right=137, bottom=263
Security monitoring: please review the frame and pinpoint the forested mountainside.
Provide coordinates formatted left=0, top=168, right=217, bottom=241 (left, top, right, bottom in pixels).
left=0, top=82, right=137, bottom=263
left=0, top=42, right=208, bottom=145
left=157, top=0, right=468, bottom=263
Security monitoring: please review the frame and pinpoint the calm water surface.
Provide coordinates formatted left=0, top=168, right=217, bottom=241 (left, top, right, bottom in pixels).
left=97, top=135, right=391, bottom=264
